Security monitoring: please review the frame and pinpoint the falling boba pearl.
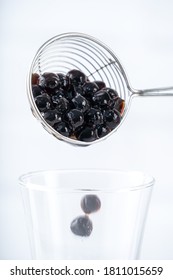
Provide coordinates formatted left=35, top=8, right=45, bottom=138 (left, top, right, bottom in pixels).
left=81, top=194, right=101, bottom=214
left=70, top=215, right=93, bottom=237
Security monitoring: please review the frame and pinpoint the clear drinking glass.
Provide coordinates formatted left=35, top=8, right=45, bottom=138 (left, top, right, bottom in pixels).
left=19, top=169, right=154, bottom=260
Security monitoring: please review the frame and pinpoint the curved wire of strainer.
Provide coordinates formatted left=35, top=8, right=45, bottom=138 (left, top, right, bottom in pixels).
left=27, top=32, right=173, bottom=146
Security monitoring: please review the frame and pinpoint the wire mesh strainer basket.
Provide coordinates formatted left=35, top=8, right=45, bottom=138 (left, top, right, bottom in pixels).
left=27, top=32, right=173, bottom=146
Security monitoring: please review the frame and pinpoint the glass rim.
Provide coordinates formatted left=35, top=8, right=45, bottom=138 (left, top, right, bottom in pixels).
left=18, top=169, right=155, bottom=193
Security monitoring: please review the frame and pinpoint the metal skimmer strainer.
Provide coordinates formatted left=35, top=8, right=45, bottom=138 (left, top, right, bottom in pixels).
left=27, top=32, right=173, bottom=146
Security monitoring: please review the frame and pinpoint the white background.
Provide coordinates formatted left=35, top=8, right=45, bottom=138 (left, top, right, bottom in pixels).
left=0, top=0, right=173, bottom=259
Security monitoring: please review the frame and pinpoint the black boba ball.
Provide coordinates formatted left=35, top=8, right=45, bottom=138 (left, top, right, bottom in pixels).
left=81, top=195, right=101, bottom=214
left=85, top=108, right=103, bottom=126
left=32, top=85, right=46, bottom=98
left=72, top=94, right=90, bottom=113
left=43, top=109, right=62, bottom=125
left=34, top=94, right=51, bottom=112
left=96, top=124, right=110, bottom=138
left=53, top=121, right=72, bottom=137
left=104, top=87, right=119, bottom=99
left=103, top=109, right=121, bottom=130
left=77, top=126, right=97, bottom=142
left=66, top=109, right=84, bottom=130
left=54, top=97, right=70, bottom=113
left=70, top=215, right=93, bottom=237
left=67, top=69, right=87, bottom=86
left=94, top=81, right=106, bottom=90
left=92, top=89, right=112, bottom=107
left=82, top=82, right=99, bottom=98
left=38, top=72, right=60, bottom=93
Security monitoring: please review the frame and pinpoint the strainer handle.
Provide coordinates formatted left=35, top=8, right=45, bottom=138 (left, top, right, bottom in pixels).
left=137, top=86, right=173, bottom=97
